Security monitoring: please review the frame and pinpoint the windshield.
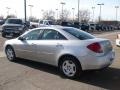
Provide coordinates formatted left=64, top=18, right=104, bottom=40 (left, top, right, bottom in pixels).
left=63, top=28, right=95, bottom=40
left=5, top=19, right=23, bottom=24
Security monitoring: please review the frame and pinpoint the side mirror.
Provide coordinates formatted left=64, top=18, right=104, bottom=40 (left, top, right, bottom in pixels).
left=18, top=37, right=26, bottom=41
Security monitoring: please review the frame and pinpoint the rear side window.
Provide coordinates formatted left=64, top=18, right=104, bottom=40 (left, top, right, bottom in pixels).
left=41, top=29, right=67, bottom=40
left=63, top=28, right=95, bottom=40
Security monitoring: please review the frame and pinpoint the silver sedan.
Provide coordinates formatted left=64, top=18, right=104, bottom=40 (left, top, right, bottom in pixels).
left=4, top=26, right=115, bottom=78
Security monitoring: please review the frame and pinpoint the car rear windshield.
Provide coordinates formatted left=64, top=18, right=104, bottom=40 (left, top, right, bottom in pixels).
left=63, top=28, right=95, bottom=40
left=6, top=19, right=23, bottom=24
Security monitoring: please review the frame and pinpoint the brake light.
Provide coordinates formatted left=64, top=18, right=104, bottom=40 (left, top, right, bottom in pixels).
left=87, top=42, right=103, bottom=53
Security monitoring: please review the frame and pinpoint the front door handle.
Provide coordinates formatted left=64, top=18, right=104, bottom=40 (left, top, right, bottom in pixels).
left=56, top=43, right=63, bottom=47
left=31, top=43, right=36, bottom=45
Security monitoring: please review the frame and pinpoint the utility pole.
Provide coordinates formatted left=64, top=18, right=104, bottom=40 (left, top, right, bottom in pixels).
left=92, top=7, right=95, bottom=22
left=24, top=0, right=27, bottom=22
left=60, top=2, right=65, bottom=22
left=72, top=8, right=75, bottom=22
left=115, top=6, right=119, bottom=21
left=78, top=0, right=80, bottom=22
left=56, top=9, right=58, bottom=21
left=97, top=3, right=104, bottom=22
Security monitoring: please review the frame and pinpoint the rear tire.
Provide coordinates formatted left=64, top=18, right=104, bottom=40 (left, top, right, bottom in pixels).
left=5, top=46, right=16, bottom=61
left=59, top=56, right=82, bottom=78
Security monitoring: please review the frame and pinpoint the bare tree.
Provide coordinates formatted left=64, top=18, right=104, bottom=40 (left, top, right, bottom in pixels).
left=77, top=10, right=90, bottom=23
left=42, top=10, right=55, bottom=20
left=29, top=16, right=39, bottom=22
left=59, top=9, right=71, bottom=21
left=6, top=14, right=17, bottom=19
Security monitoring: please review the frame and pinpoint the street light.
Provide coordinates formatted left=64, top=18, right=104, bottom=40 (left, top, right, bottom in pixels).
left=115, top=6, right=119, bottom=21
left=92, top=7, right=95, bottom=22
left=28, top=4, right=34, bottom=17
left=41, top=9, right=44, bottom=19
left=60, top=2, right=66, bottom=21
left=24, top=0, right=27, bottom=22
left=78, top=0, right=80, bottom=22
left=56, top=9, right=58, bottom=21
left=97, top=3, right=104, bottom=22
left=72, top=8, right=75, bottom=22
left=6, top=7, right=11, bottom=16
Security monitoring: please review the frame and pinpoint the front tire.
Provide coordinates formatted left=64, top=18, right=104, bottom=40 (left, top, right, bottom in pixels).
left=5, top=46, right=16, bottom=61
left=59, top=56, right=82, bottom=78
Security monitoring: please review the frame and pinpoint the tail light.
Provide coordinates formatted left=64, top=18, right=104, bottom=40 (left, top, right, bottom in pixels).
left=87, top=42, right=103, bottom=53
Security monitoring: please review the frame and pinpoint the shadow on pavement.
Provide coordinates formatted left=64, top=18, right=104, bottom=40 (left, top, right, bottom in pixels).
left=14, top=58, right=120, bottom=90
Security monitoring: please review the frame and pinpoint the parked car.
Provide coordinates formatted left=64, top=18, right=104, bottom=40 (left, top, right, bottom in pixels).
left=61, top=21, right=73, bottom=27
left=38, top=20, right=55, bottom=27
left=80, top=23, right=89, bottom=31
left=30, top=21, right=39, bottom=29
left=95, top=24, right=103, bottom=31
left=72, top=22, right=80, bottom=29
left=89, top=23, right=96, bottom=31
left=1, top=18, right=27, bottom=38
left=4, top=26, right=115, bottom=78
left=0, top=19, right=5, bottom=25
left=61, top=22, right=80, bottom=29
left=101, top=25, right=107, bottom=31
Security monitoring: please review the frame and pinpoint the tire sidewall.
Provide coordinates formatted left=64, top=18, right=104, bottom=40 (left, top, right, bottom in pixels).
left=5, top=46, right=16, bottom=61
left=59, top=56, right=82, bottom=78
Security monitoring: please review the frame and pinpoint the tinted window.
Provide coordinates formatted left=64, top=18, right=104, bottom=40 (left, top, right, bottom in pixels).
left=6, top=19, right=23, bottom=24
left=23, top=30, right=42, bottom=40
left=63, top=28, right=94, bottom=40
left=41, top=29, right=67, bottom=40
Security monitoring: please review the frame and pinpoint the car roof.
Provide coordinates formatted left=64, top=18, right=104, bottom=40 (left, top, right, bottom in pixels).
left=31, top=25, right=74, bottom=31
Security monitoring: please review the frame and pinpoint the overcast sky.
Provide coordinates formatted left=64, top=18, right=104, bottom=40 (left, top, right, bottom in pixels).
left=0, top=0, right=120, bottom=21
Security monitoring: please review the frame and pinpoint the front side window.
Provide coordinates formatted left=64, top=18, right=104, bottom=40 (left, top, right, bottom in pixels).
left=41, top=29, right=67, bottom=40
left=23, top=30, right=42, bottom=40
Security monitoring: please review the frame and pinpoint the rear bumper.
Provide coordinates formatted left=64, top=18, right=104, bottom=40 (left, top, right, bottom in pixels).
left=79, top=51, right=115, bottom=70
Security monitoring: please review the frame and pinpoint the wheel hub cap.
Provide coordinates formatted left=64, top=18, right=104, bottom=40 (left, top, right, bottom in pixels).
left=62, top=60, right=76, bottom=77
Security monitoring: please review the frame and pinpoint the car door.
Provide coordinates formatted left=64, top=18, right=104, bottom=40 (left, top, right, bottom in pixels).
left=36, top=29, right=67, bottom=65
left=15, top=29, right=43, bottom=61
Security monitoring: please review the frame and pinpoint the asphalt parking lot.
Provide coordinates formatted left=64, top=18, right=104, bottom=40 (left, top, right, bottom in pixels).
left=0, top=31, right=120, bottom=90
